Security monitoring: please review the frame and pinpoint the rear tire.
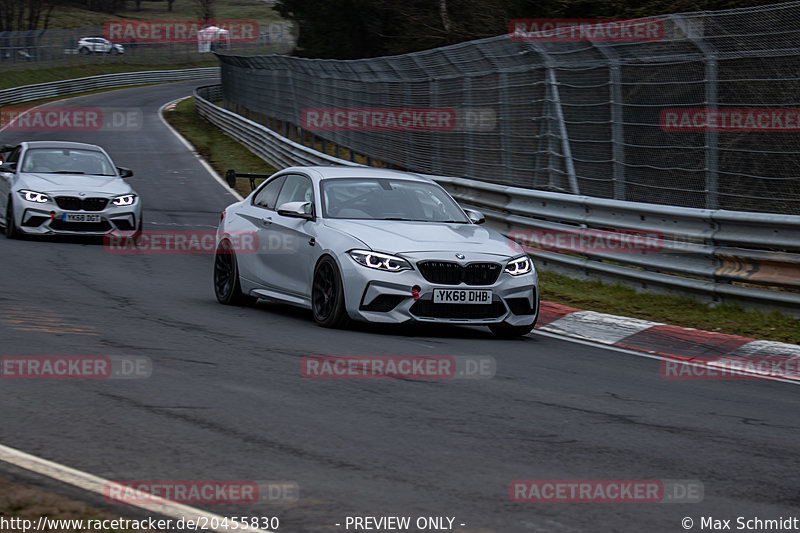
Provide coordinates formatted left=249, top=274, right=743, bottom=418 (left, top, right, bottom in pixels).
left=5, top=198, right=18, bottom=239
left=489, top=321, right=536, bottom=338
left=79, top=47, right=91, bottom=55
left=214, top=239, right=257, bottom=306
left=312, top=256, right=350, bottom=328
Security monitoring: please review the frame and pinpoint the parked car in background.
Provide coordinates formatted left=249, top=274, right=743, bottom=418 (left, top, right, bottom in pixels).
left=77, top=37, right=124, bottom=55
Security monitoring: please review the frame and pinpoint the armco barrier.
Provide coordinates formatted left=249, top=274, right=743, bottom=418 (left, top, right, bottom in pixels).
left=194, top=84, right=800, bottom=315
left=0, top=67, right=219, bottom=107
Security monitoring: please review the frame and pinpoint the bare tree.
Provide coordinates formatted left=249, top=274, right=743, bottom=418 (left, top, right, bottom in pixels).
left=0, top=0, right=54, bottom=31
left=439, top=0, right=452, bottom=32
left=195, top=0, right=216, bottom=22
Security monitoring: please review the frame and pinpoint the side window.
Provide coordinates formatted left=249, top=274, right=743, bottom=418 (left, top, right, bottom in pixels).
left=252, top=175, right=286, bottom=210
left=275, top=174, right=314, bottom=214
left=2, top=146, right=21, bottom=165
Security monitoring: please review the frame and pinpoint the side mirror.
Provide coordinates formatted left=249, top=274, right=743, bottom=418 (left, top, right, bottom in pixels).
left=464, top=208, right=485, bottom=225
left=277, top=201, right=314, bottom=220
left=117, top=167, right=133, bottom=178
left=0, top=162, right=16, bottom=173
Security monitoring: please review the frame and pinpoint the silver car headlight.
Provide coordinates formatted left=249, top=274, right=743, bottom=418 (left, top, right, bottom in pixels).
left=505, top=255, right=532, bottom=276
left=112, top=194, right=136, bottom=206
left=18, top=190, right=51, bottom=203
left=349, top=250, right=411, bottom=272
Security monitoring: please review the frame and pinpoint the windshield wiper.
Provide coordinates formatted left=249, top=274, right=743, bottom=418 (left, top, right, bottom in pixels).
left=49, top=170, right=85, bottom=174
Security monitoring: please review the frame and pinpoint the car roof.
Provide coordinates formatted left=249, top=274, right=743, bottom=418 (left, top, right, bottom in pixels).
left=282, top=165, right=434, bottom=183
left=21, top=141, right=105, bottom=152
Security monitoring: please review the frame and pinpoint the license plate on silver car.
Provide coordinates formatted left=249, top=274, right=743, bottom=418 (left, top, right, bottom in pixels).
left=62, top=213, right=101, bottom=223
left=433, top=289, right=492, bottom=304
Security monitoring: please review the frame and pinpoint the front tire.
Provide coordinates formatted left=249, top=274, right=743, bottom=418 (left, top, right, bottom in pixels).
left=5, top=198, right=18, bottom=239
left=213, top=239, right=257, bottom=306
left=312, top=256, right=350, bottom=328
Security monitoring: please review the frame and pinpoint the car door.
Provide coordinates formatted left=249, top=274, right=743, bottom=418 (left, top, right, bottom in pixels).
left=257, top=173, right=318, bottom=299
left=0, top=146, right=21, bottom=221
left=234, top=174, right=286, bottom=287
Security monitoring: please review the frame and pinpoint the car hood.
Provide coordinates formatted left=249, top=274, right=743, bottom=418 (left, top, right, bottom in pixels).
left=18, top=173, right=133, bottom=196
left=323, top=219, right=522, bottom=256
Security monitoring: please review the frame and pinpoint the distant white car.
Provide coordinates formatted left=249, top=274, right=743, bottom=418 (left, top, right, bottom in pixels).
left=77, top=37, right=124, bottom=55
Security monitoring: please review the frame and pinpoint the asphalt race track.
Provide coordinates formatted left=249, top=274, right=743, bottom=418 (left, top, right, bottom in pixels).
left=1, top=81, right=799, bottom=532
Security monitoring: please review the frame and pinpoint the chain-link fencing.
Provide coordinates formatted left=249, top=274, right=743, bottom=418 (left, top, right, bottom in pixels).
left=217, top=1, right=800, bottom=215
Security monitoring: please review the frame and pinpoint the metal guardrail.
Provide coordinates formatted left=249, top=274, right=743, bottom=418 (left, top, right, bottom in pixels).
left=0, top=67, right=220, bottom=107
left=194, top=85, right=800, bottom=315
left=195, top=85, right=357, bottom=169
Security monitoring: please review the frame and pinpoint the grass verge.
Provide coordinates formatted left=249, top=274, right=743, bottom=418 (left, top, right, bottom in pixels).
left=0, top=476, right=140, bottom=533
left=163, top=97, right=276, bottom=197
left=539, top=270, right=798, bottom=344
left=165, top=98, right=800, bottom=345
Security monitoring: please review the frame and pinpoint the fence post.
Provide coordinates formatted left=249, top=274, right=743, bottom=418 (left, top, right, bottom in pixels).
left=594, top=41, right=626, bottom=200
left=670, top=14, right=719, bottom=210
left=463, top=76, right=474, bottom=177
left=546, top=69, right=580, bottom=195
left=430, top=79, right=443, bottom=175
left=498, top=71, right=513, bottom=184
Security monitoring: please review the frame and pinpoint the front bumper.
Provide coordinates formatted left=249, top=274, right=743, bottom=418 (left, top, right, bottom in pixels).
left=340, top=251, right=539, bottom=326
left=15, top=201, right=141, bottom=236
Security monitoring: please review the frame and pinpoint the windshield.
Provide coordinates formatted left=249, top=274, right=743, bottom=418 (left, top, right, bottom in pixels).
left=321, top=178, right=469, bottom=223
left=20, top=148, right=116, bottom=176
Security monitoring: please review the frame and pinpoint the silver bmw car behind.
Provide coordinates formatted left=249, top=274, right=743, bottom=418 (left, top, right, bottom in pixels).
left=0, top=141, right=141, bottom=237
left=213, top=166, right=539, bottom=337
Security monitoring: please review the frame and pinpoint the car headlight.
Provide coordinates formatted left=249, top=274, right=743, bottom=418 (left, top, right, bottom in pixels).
left=505, top=255, right=532, bottom=276
left=349, top=250, right=411, bottom=272
left=112, top=194, right=136, bottom=206
left=18, top=190, right=51, bottom=203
